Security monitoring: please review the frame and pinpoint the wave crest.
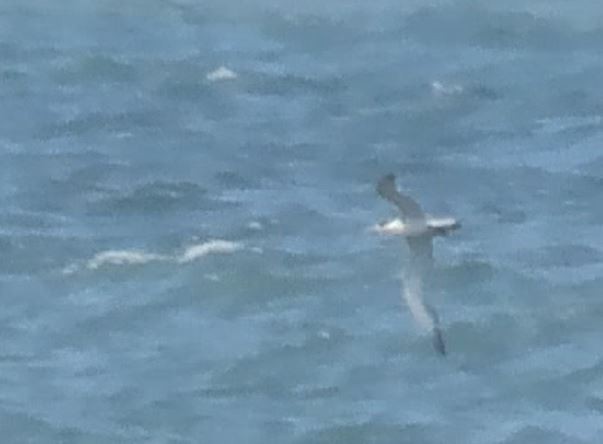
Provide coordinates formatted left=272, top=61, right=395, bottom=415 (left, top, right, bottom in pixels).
left=178, top=240, right=243, bottom=263
left=63, top=239, right=244, bottom=273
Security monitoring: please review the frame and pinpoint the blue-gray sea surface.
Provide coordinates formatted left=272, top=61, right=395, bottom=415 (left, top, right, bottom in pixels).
left=2, top=1, right=603, bottom=442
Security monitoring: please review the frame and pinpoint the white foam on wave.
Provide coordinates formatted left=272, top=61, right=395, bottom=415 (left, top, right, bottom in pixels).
left=87, top=250, right=166, bottom=270
left=206, top=66, right=237, bottom=82
left=247, top=221, right=263, bottom=231
left=178, top=240, right=243, bottom=263
left=63, top=239, right=244, bottom=273
left=431, top=80, right=463, bottom=96
left=204, top=273, right=220, bottom=282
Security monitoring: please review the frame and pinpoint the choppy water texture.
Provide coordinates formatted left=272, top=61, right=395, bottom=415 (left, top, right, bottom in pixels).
left=2, top=0, right=603, bottom=442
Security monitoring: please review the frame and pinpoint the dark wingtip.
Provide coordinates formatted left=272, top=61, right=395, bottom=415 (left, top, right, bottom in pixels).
left=433, top=328, right=447, bottom=357
left=381, top=173, right=396, bottom=185
left=377, top=173, right=396, bottom=196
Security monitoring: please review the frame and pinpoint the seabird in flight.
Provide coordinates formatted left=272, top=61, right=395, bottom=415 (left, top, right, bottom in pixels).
left=374, top=174, right=460, bottom=356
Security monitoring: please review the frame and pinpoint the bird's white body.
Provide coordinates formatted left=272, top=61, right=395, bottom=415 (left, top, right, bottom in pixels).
left=372, top=216, right=460, bottom=237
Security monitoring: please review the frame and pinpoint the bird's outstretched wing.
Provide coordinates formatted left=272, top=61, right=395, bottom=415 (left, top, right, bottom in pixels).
left=377, top=174, right=425, bottom=222
left=426, top=304, right=446, bottom=356
left=402, top=271, right=446, bottom=356
left=406, top=235, right=433, bottom=269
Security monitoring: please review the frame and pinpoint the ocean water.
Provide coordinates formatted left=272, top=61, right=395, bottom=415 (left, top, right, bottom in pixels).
left=2, top=0, right=603, bottom=442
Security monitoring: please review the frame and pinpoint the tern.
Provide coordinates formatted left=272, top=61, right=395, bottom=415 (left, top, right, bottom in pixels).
left=374, top=174, right=460, bottom=356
